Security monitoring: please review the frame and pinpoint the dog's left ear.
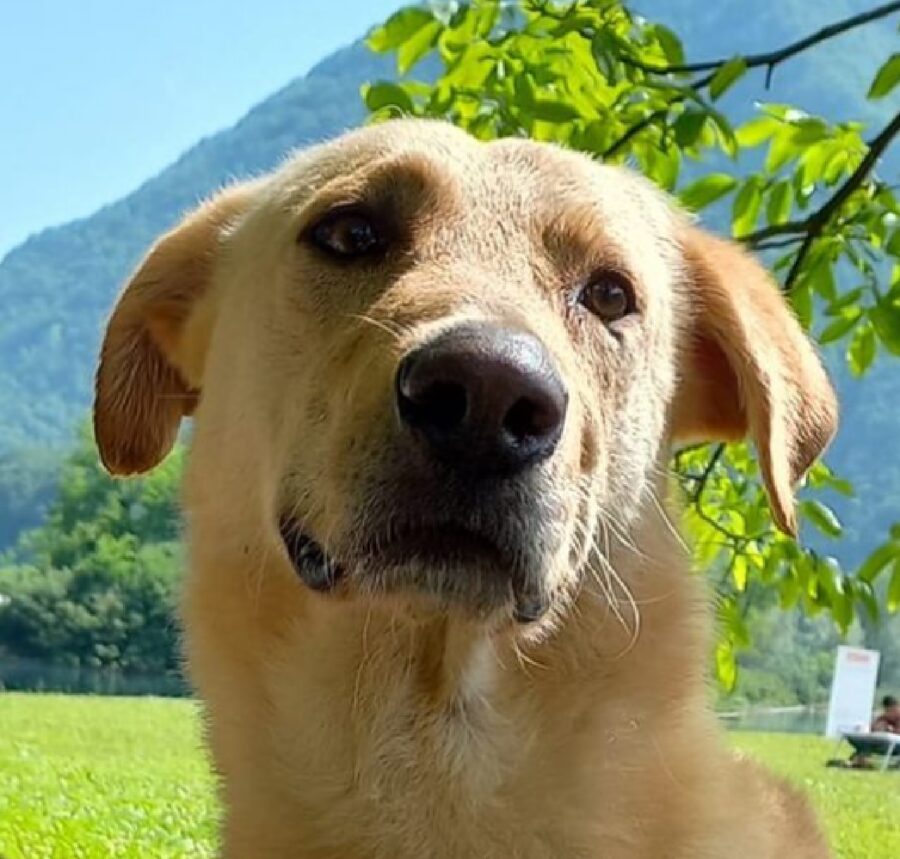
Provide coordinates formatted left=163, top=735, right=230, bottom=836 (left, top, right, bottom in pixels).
left=94, top=183, right=256, bottom=477
left=671, top=227, right=838, bottom=536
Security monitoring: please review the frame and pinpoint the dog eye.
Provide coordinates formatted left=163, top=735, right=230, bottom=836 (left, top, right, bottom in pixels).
left=579, top=272, right=636, bottom=323
left=307, top=208, right=384, bottom=259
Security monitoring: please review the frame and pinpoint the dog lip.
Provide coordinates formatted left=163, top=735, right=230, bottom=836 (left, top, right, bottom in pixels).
left=357, top=523, right=506, bottom=567
left=279, top=515, right=553, bottom=623
left=356, top=522, right=552, bottom=622
left=512, top=592, right=550, bottom=624
left=278, top=516, right=344, bottom=591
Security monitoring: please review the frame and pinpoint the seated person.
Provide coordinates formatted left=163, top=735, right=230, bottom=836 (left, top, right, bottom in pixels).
left=827, top=694, right=900, bottom=769
left=872, top=695, right=900, bottom=733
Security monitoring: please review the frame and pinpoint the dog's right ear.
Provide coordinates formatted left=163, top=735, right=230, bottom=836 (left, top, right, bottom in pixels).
left=94, top=184, right=256, bottom=476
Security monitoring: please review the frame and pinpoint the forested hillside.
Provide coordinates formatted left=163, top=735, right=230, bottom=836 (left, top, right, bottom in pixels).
left=0, top=43, right=391, bottom=451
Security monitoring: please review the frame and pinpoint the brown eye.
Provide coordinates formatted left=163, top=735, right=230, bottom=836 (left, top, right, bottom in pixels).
left=579, top=273, right=636, bottom=323
left=307, top=208, right=384, bottom=259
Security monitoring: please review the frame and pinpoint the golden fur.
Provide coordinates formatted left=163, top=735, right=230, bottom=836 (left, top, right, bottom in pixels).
left=94, top=119, right=836, bottom=858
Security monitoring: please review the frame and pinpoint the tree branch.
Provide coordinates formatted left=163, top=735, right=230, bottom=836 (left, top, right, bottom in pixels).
left=603, top=106, right=676, bottom=158
left=689, top=443, right=726, bottom=503
left=623, top=2, right=900, bottom=81
left=741, top=109, right=900, bottom=289
left=752, top=236, right=806, bottom=251
left=807, top=110, right=900, bottom=228
left=782, top=232, right=818, bottom=291
left=602, top=8, right=900, bottom=166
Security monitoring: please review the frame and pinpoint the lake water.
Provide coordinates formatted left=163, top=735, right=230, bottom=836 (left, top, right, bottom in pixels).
left=0, top=658, right=187, bottom=697
left=720, top=707, right=826, bottom=734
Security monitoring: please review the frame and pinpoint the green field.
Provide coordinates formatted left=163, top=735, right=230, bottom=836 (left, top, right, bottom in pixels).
left=0, top=694, right=896, bottom=858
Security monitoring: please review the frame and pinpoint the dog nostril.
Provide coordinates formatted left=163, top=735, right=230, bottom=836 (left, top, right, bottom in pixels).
left=399, top=379, right=468, bottom=432
left=504, top=396, right=554, bottom=443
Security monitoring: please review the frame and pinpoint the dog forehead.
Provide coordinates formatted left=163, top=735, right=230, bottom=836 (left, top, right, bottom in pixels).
left=270, top=119, right=677, bottom=268
left=484, top=137, right=676, bottom=237
left=276, top=119, right=480, bottom=192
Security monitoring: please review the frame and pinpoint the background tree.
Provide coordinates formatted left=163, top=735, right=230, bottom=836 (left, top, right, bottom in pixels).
left=363, top=0, right=900, bottom=686
left=0, top=426, right=184, bottom=679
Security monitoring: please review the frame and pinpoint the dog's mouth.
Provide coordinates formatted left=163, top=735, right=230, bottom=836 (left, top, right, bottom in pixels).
left=278, top=516, right=346, bottom=592
left=278, top=515, right=550, bottom=623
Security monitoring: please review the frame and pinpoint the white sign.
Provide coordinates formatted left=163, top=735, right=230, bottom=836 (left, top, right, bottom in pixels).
left=825, top=645, right=881, bottom=738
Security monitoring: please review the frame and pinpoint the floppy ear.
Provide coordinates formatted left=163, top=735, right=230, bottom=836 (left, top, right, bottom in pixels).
left=671, top=227, right=838, bottom=536
left=94, top=184, right=255, bottom=476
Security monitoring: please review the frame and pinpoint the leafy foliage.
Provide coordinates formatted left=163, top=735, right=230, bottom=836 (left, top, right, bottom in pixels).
left=0, top=428, right=184, bottom=676
left=0, top=448, right=63, bottom=549
left=365, top=0, right=900, bottom=686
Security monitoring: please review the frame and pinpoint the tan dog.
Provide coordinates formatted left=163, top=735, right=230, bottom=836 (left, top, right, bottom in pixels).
left=93, top=119, right=836, bottom=858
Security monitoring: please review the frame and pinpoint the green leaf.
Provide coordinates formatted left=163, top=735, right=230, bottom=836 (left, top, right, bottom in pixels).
left=642, top=145, right=681, bottom=191
left=826, top=288, right=864, bottom=315
left=823, top=150, right=849, bottom=185
left=513, top=73, right=537, bottom=109
left=800, top=499, right=842, bottom=538
left=779, top=573, right=801, bottom=610
left=824, top=476, right=855, bottom=497
left=736, top=116, right=779, bottom=148
left=831, top=585, right=854, bottom=633
left=530, top=98, right=582, bottom=123
left=888, top=561, right=900, bottom=613
left=591, top=31, right=621, bottom=83
left=707, top=109, right=738, bottom=158
left=790, top=283, right=813, bottom=329
left=857, top=542, right=899, bottom=583
left=719, top=597, right=751, bottom=648
left=733, top=555, right=748, bottom=592
left=678, top=174, right=737, bottom=211
left=815, top=556, right=851, bottom=631
left=363, top=82, right=414, bottom=115
left=870, top=299, right=900, bottom=355
left=368, top=8, right=436, bottom=53
left=765, top=131, right=800, bottom=173
left=847, top=321, right=877, bottom=377
left=886, top=227, right=900, bottom=257
left=791, top=118, right=830, bottom=145
left=716, top=639, right=737, bottom=691
left=868, top=53, right=900, bottom=100
left=397, top=19, right=442, bottom=74
left=818, top=309, right=861, bottom=344
left=807, top=254, right=836, bottom=300
left=800, top=144, right=831, bottom=186
left=673, top=109, right=707, bottom=148
left=855, top=580, right=880, bottom=622
left=766, top=180, right=793, bottom=226
left=471, top=3, right=500, bottom=38
left=709, top=57, right=747, bottom=100
left=652, top=24, right=685, bottom=65
left=731, top=178, right=762, bottom=237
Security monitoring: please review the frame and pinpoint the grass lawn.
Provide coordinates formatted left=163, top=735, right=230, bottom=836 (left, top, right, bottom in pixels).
left=1, top=694, right=896, bottom=858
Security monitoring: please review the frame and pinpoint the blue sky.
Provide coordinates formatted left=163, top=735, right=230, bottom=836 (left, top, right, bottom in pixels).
left=0, top=0, right=401, bottom=259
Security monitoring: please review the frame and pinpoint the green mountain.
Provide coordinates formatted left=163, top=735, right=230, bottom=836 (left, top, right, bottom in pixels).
left=0, top=42, right=391, bottom=452
left=0, top=2, right=897, bottom=562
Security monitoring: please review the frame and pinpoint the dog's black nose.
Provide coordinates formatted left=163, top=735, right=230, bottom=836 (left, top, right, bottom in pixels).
left=396, top=323, right=568, bottom=475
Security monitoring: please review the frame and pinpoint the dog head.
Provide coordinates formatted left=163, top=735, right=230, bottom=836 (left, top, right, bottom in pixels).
left=94, top=119, right=836, bottom=630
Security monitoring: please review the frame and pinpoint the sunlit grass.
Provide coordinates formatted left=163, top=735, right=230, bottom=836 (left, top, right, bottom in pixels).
left=732, top=732, right=899, bottom=859
left=0, top=694, right=217, bottom=858
left=1, top=694, right=895, bottom=858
